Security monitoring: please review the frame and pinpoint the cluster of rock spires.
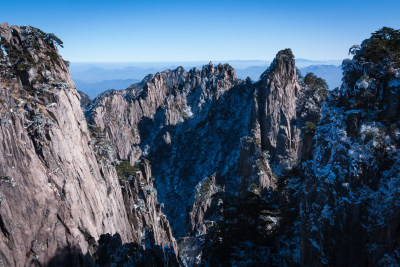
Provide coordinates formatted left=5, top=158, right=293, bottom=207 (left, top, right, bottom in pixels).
left=1, top=22, right=400, bottom=266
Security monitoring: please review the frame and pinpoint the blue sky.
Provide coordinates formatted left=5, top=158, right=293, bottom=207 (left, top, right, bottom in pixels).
left=1, top=0, right=399, bottom=62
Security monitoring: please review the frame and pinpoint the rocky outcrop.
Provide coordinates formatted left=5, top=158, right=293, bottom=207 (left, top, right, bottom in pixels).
left=0, top=23, right=133, bottom=266
left=301, top=28, right=400, bottom=266
left=177, top=236, right=204, bottom=267
left=116, top=158, right=178, bottom=254
left=238, top=136, right=276, bottom=196
left=187, top=174, right=222, bottom=237
left=296, top=72, right=329, bottom=161
left=0, top=23, right=177, bottom=266
left=258, top=49, right=301, bottom=170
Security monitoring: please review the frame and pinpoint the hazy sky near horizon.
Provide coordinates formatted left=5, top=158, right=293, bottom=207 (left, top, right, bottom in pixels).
left=1, top=0, right=399, bottom=62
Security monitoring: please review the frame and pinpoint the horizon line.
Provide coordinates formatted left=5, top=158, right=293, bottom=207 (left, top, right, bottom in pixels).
left=69, top=58, right=344, bottom=63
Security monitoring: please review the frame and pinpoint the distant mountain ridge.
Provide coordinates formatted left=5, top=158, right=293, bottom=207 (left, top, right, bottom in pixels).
left=74, top=79, right=139, bottom=98
left=299, top=64, right=342, bottom=89
left=71, top=59, right=342, bottom=97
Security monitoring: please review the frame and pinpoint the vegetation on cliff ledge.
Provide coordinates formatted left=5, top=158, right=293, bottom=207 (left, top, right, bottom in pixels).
left=115, top=161, right=140, bottom=181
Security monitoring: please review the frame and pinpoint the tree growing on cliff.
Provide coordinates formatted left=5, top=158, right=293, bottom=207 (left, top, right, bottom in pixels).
left=44, top=33, right=64, bottom=48
left=351, top=27, right=400, bottom=66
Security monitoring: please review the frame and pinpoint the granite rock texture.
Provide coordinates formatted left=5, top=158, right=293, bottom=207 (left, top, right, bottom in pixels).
left=0, top=23, right=177, bottom=266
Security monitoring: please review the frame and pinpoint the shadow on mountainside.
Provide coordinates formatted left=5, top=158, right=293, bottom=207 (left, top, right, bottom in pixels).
left=46, top=230, right=180, bottom=267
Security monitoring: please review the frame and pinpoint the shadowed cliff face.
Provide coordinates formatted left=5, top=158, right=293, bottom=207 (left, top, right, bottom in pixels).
left=0, top=23, right=178, bottom=266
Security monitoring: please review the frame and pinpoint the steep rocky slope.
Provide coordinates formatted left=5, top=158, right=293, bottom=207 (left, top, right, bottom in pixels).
left=0, top=23, right=177, bottom=266
left=87, top=46, right=326, bottom=264
left=258, top=49, right=301, bottom=169
left=301, top=27, right=400, bottom=266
